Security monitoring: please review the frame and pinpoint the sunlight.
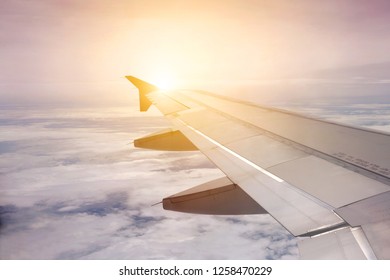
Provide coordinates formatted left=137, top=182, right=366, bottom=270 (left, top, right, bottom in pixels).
left=154, top=74, right=178, bottom=90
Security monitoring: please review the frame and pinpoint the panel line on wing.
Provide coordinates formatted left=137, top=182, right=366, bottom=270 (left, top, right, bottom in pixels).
left=178, top=119, right=284, bottom=183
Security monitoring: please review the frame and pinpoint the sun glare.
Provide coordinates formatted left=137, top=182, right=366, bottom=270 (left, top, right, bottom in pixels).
left=154, top=74, right=178, bottom=90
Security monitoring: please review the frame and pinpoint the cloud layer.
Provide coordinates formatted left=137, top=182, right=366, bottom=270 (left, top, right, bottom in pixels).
left=0, top=107, right=297, bottom=259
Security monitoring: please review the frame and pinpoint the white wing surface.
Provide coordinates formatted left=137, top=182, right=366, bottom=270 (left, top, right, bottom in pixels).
left=126, top=76, right=390, bottom=259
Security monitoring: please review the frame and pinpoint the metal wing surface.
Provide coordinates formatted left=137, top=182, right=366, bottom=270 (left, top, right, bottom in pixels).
left=126, top=76, right=390, bottom=259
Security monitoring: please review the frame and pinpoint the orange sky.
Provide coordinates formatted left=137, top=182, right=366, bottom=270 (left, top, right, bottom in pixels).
left=1, top=0, right=390, bottom=106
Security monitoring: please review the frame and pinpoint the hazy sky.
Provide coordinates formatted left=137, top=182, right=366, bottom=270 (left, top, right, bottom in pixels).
left=1, top=0, right=390, bottom=105
left=1, top=1, right=390, bottom=260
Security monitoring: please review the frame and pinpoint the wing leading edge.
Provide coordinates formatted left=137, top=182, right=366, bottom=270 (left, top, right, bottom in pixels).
left=126, top=76, right=390, bottom=259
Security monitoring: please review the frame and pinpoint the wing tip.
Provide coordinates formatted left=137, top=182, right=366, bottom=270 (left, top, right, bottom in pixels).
left=125, top=76, right=158, bottom=95
left=125, top=76, right=157, bottom=112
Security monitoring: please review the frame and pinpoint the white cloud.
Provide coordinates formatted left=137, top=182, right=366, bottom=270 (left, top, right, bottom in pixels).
left=0, top=107, right=295, bottom=260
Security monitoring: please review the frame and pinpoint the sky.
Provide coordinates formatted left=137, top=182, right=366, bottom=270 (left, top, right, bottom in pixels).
left=1, top=0, right=390, bottom=105
left=0, top=0, right=390, bottom=260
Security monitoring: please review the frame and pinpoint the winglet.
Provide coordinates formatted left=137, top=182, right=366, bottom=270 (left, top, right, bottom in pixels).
left=125, top=76, right=158, bottom=112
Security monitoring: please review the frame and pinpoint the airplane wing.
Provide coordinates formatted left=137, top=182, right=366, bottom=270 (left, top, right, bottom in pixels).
left=126, top=76, right=390, bottom=260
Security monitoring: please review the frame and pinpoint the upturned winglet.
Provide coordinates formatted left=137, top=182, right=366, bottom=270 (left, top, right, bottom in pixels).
left=125, top=76, right=158, bottom=112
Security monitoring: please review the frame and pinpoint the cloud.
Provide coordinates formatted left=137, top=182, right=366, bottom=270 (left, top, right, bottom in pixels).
left=0, top=106, right=296, bottom=260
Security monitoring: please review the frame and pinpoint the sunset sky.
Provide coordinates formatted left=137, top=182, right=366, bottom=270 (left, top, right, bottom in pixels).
left=1, top=0, right=390, bottom=105
left=1, top=0, right=390, bottom=260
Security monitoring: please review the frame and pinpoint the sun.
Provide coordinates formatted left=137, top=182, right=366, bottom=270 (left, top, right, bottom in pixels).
left=154, top=74, right=178, bottom=91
